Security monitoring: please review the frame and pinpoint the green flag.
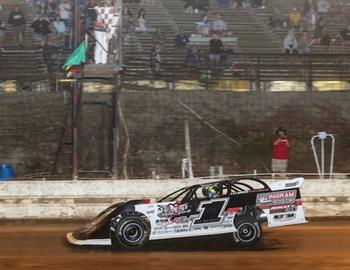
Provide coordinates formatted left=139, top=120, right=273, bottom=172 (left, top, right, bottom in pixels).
left=63, top=42, right=86, bottom=71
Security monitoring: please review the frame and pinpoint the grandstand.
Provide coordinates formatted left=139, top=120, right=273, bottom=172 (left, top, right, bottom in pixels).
left=0, top=0, right=350, bottom=178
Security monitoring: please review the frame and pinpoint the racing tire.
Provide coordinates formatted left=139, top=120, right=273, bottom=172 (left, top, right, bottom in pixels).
left=112, top=215, right=150, bottom=250
left=233, top=215, right=261, bottom=246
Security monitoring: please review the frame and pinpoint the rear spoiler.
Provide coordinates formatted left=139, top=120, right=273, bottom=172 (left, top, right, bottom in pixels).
left=268, top=177, right=304, bottom=191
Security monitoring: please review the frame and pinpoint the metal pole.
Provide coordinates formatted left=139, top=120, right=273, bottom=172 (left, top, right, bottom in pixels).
left=111, top=75, right=120, bottom=179
left=184, top=119, right=194, bottom=178
left=72, top=80, right=81, bottom=180
left=115, top=0, right=123, bottom=66
left=311, top=135, right=322, bottom=179
left=73, top=0, right=81, bottom=49
left=321, top=138, right=324, bottom=179
left=329, top=134, right=335, bottom=179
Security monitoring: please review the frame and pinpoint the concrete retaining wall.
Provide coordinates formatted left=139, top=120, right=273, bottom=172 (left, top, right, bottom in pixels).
left=0, top=179, right=349, bottom=219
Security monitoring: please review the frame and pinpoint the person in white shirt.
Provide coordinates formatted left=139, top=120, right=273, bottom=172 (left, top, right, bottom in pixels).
left=283, top=29, right=298, bottom=54
left=211, top=14, right=227, bottom=34
left=59, top=0, right=71, bottom=27
left=317, top=0, right=330, bottom=16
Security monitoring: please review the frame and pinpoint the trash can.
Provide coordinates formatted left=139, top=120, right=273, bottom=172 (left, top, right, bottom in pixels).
left=0, top=164, right=15, bottom=180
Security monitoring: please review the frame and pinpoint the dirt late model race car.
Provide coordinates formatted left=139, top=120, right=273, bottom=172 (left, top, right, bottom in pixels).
left=67, top=177, right=307, bottom=250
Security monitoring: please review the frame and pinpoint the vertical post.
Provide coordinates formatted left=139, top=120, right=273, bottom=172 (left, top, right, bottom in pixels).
left=184, top=119, right=194, bottom=178
left=111, top=74, right=120, bottom=179
left=73, top=0, right=81, bottom=49
left=71, top=80, right=81, bottom=180
left=115, top=0, right=123, bottom=66
left=307, top=55, right=313, bottom=91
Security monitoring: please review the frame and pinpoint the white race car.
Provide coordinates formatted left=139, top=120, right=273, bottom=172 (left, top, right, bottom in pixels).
left=67, top=177, right=307, bottom=249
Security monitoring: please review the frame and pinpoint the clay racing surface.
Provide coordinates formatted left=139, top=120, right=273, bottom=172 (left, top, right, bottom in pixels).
left=0, top=220, right=349, bottom=270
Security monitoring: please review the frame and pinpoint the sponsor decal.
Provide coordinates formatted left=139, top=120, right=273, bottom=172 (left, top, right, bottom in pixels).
left=270, top=204, right=297, bottom=214
left=285, top=181, right=299, bottom=188
left=157, top=203, right=190, bottom=218
left=256, top=190, right=297, bottom=206
left=273, top=213, right=296, bottom=221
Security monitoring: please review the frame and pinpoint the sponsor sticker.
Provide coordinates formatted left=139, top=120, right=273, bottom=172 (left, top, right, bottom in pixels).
left=256, top=190, right=297, bottom=206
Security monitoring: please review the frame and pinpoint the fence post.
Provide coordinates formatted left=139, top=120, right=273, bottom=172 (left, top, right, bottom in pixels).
left=255, top=57, right=261, bottom=91
left=111, top=74, right=120, bottom=179
left=71, top=79, right=82, bottom=180
left=307, top=55, right=313, bottom=91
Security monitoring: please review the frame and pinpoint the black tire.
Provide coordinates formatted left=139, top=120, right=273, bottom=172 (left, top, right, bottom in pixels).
left=112, top=215, right=150, bottom=250
left=233, top=215, right=261, bottom=246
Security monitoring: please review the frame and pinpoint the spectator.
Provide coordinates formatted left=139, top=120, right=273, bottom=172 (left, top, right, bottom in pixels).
left=283, top=29, right=298, bottom=54
left=174, top=29, right=189, bottom=48
left=271, top=127, right=290, bottom=174
left=308, top=18, right=324, bottom=46
left=196, top=15, right=211, bottom=36
left=150, top=42, right=162, bottom=78
left=0, top=15, right=5, bottom=48
left=137, top=8, right=147, bottom=32
left=251, top=0, right=262, bottom=8
left=304, top=8, right=318, bottom=31
left=31, top=13, right=51, bottom=47
left=303, top=0, right=316, bottom=15
left=85, top=0, right=97, bottom=31
left=211, top=14, right=227, bottom=34
left=298, top=31, right=311, bottom=53
left=185, top=45, right=202, bottom=66
left=269, top=7, right=285, bottom=28
left=94, top=11, right=108, bottom=64
left=289, top=8, right=302, bottom=28
left=184, top=0, right=194, bottom=14
left=45, top=0, right=57, bottom=21
left=152, top=27, right=166, bottom=45
left=7, top=5, right=26, bottom=46
left=58, top=0, right=71, bottom=27
left=209, top=33, right=223, bottom=66
left=53, top=15, right=66, bottom=34
left=317, top=0, right=330, bottom=16
left=195, top=0, right=210, bottom=13
left=122, top=5, right=133, bottom=32
left=232, top=0, right=250, bottom=9
left=220, top=45, right=234, bottom=66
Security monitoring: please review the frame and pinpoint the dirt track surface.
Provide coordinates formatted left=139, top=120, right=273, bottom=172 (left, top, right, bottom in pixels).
left=0, top=221, right=349, bottom=270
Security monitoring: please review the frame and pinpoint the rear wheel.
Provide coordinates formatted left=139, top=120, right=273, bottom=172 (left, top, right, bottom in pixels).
left=111, top=215, right=150, bottom=250
left=233, top=215, right=261, bottom=246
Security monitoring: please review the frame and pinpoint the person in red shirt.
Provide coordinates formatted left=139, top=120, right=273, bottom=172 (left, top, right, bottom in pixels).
left=271, top=127, right=290, bottom=173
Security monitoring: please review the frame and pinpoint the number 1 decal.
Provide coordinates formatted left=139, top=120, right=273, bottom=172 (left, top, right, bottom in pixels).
left=192, top=198, right=229, bottom=226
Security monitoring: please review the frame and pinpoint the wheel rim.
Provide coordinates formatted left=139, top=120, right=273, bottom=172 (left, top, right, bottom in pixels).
left=237, top=222, right=257, bottom=243
left=121, top=222, right=144, bottom=244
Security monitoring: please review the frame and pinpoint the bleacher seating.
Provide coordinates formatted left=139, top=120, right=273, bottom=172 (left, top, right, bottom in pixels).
left=0, top=0, right=47, bottom=82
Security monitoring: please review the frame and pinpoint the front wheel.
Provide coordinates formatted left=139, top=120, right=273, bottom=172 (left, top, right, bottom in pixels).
left=233, top=215, right=261, bottom=246
left=111, top=215, right=150, bottom=250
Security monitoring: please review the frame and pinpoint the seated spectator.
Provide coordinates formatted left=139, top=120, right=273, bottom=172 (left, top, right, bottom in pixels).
left=319, top=28, right=331, bottom=46
left=232, top=0, right=250, bottom=9
left=308, top=18, right=324, bottom=46
left=137, top=8, right=147, bottom=32
left=185, top=46, right=202, bottom=66
left=220, top=45, right=234, bottom=66
left=317, top=0, right=330, bottom=16
left=209, top=33, right=223, bottom=66
left=122, top=5, right=133, bottom=32
left=251, top=0, right=263, bottom=8
left=289, top=8, right=302, bottom=28
left=45, top=0, right=57, bottom=21
left=211, top=14, right=227, bottom=34
left=269, top=7, right=285, bottom=28
left=283, top=29, right=298, bottom=54
left=298, top=31, right=311, bottom=53
left=152, top=27, right=166, bottom=45
left=174, top=29, right=189, bottom=48
left=195, top=0, right=210, bottom=14
left=53, top=15, right=66, bottom=34
left=184, top=0, right=195, bottom=14
left=196, top=15, right=211, bottom=36
left=338, top=24, right=350, bottom=41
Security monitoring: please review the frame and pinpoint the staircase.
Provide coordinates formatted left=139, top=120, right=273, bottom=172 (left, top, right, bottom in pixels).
left=0, top=0, right=47, bottom=82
